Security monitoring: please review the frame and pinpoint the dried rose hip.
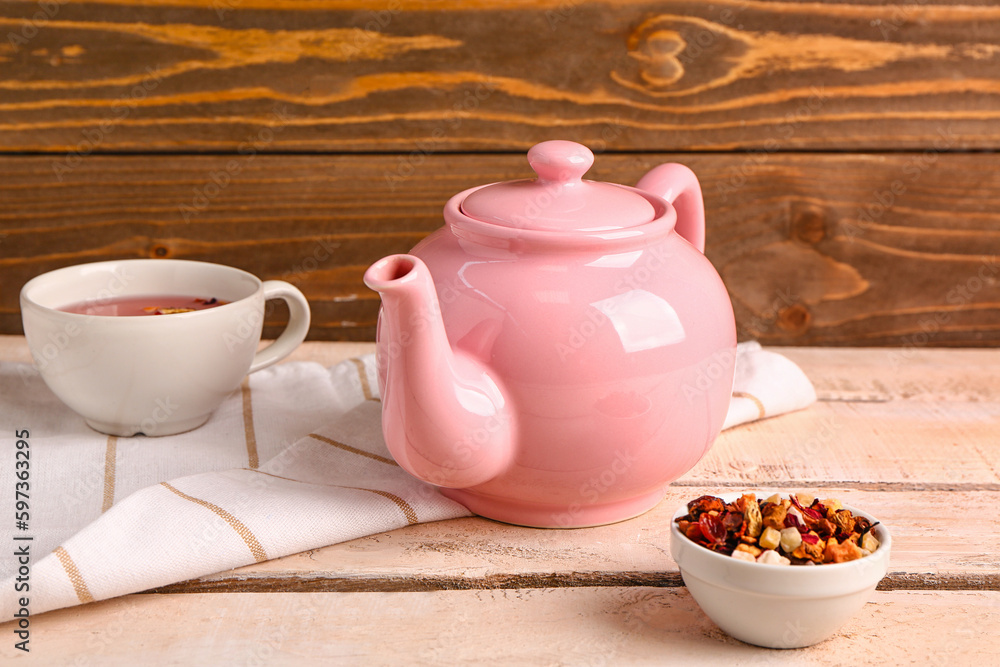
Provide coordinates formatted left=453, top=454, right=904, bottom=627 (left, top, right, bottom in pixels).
left=685, top=522, right=705, bottom=542
left=722, top=510, right=744, bottom=534
left=699, top=512, right=728, bottom=545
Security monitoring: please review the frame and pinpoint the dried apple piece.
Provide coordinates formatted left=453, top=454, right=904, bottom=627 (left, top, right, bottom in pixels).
left=743, top=497, right=763, bottom=538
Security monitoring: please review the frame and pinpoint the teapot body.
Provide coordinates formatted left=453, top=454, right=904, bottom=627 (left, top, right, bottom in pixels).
left=374, top=185, right=736, bottom=527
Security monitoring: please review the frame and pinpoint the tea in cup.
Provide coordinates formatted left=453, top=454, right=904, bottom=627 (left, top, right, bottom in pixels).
left=20, top=259, right=311, bottom=436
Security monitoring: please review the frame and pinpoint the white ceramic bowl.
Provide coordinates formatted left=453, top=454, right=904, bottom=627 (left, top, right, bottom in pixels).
left=669, top=492, right=891, bottom=648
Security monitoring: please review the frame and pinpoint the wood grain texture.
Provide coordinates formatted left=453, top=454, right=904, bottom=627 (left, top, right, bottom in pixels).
left=780, top=346, right=1000, bottom=404
left=147, top=489, right=1000, bottom=596
left=0, top=339, right=994, bottom=597
left=0, top=341, right=996, bottom=661
left=121, top=345, right=993, bottom=596
left=3, top=1, right=1000, bottom=151
left=3, top=152, right=999, bottom=345
left=1, top=589, right=997, bottom=665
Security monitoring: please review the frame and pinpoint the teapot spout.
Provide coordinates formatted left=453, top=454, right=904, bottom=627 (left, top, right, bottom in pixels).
left=363, top=255, right=515, bottom=489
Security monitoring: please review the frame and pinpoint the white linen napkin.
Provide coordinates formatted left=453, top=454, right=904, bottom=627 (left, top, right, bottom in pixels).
left=723, top=341, right=817, bottom=430
left=0, top=343, right=814, bottom=619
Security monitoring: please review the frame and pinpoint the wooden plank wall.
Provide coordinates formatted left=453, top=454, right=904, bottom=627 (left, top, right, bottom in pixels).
left=1, top=0, right=998, bottom=345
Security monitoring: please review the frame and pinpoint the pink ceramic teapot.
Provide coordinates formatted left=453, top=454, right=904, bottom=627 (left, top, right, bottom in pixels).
left=364, top=140, right=736, bottom=527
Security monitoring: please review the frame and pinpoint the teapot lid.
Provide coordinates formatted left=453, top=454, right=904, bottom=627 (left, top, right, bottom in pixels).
left=460, top=140, right=656, bottom=232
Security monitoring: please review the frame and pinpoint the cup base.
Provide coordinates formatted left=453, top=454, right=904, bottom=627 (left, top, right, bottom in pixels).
left=84, top=413, right=212, bottom=438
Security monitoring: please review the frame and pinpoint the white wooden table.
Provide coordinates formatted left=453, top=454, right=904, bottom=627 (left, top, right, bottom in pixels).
left=2, top=337, right=998, bottom=665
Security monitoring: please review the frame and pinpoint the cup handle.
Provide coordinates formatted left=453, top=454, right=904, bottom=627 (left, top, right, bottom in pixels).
left=248, top=281, right=311, bottom=373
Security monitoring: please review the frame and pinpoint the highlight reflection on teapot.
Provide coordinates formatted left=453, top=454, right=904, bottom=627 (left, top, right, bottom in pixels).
left=364, top=140, right=736, bottom=528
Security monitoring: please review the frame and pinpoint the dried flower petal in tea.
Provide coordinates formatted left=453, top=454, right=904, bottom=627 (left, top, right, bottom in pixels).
left=675, top=492, right=881, bottom=565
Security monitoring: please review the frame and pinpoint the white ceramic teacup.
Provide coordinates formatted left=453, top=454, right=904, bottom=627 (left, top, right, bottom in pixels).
left=20, top=259, right=311, bottom=436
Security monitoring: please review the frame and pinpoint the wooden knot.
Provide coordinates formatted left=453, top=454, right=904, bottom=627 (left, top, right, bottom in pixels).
left=626, top=29, right=686, bottom=88
left=793, top=207, right=827, bottom=244
left=614, top=15, right=749, bottom=95
left=776, top=304, right=811, bottom=334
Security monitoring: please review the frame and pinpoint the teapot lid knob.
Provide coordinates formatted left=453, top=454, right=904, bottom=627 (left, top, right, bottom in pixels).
left=527, top=140, right=594, bottom=184
left=458, top=139, right=657, bottom=232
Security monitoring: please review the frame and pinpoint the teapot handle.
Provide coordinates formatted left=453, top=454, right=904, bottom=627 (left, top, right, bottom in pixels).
left=635, top=163, right=706, bottom=253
